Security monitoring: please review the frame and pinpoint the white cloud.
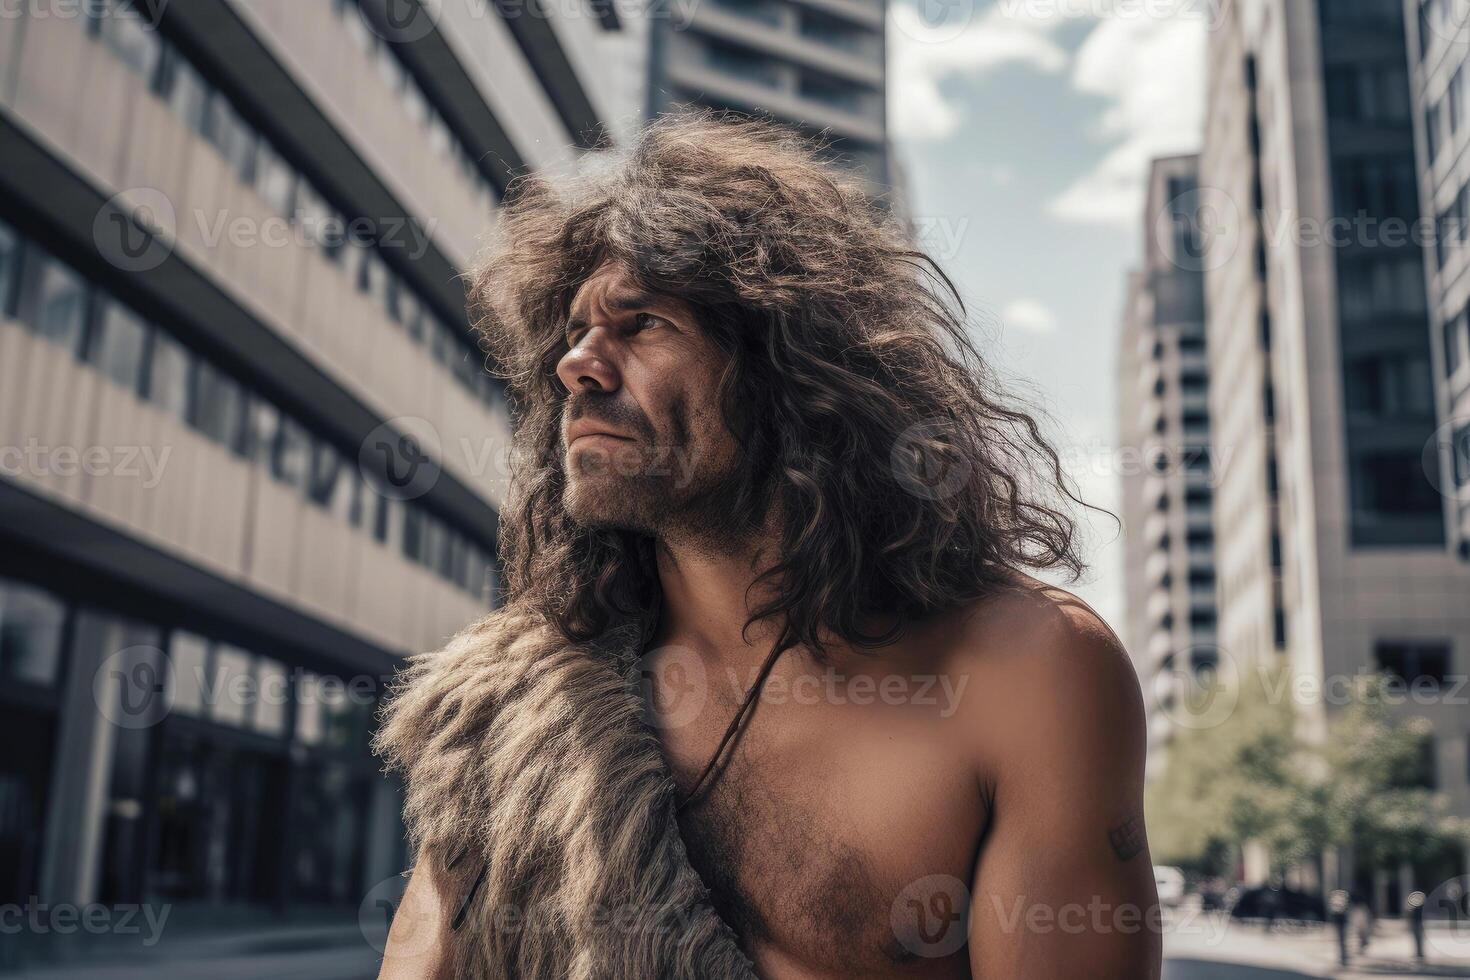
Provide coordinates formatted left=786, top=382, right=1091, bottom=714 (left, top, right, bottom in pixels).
left=1044, top=12, right=1205, bottom=226
left=888, top=2, right=1070, bottom=141
left=1001, top=297, right=1058, bottom=333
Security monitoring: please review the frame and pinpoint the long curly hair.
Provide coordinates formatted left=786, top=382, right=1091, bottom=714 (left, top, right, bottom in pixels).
left=471, top=111, right=1089, bottom=661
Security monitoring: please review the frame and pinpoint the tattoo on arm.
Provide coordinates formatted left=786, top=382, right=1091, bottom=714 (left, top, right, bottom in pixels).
left=1108, top=812, right=1145, bottom=862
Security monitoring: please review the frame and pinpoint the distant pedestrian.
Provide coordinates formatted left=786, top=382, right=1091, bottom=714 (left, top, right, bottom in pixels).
left=1349, top=891, right=1374, bottom=954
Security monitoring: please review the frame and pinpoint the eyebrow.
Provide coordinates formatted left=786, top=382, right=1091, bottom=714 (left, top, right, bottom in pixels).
left=566, top=289, right=660, bottom=335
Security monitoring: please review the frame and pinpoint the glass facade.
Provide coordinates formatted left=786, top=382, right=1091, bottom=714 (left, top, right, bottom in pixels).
left=0, top=573, right=397, bottom=913
left=1320, top=0, right=1447, bottom=547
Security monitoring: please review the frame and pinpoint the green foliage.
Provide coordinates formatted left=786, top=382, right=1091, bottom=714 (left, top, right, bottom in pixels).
left=1145, top=664, right=1468, bottom=878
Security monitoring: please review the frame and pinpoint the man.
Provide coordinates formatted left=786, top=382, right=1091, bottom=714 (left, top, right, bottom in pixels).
left=375, top=114, right=1161, bottom=979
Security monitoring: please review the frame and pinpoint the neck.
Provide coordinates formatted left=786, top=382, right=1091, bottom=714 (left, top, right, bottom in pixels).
left=652, top=527, right=780, bottom=655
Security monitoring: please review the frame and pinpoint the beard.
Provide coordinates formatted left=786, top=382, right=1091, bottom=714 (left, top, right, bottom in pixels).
left=560, top=392, right=752, bottom=546
left=563, top=438, right=745, bottom=541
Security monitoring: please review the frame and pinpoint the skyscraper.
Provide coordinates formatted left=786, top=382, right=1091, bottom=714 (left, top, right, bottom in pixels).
left=1198, top=0, right=1470, bottom=898
left=0, top=0, right=621, bottom=962
left=643, top=0, right=892, bottom=192
left=1118, top=155, right=1219, bottom=769
left=1411, top=0, right=1470, bottom=566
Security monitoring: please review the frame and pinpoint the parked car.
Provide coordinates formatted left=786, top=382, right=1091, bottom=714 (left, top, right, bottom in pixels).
left=1154, top=866, right=1186, bottom=907
left=1229, top=884, right=1326, bottom=924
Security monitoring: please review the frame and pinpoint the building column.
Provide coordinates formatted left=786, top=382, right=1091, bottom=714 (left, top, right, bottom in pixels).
left=38, top=611, right=160, bottom=905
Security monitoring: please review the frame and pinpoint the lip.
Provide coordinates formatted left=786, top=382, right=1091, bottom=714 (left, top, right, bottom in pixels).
left=566, top=419, right=635, bottom=446
left=568, top=432, right=633, bottom=447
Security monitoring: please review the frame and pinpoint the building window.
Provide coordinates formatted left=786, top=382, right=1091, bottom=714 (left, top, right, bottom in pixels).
left=159, top=48, right=210, bottom=133
left=401, top=506, right=424, bottom=562
left=17, top=247, right=89, bottom=357
left=1375, top=640, right=1452, bottom=688
left=1453, top=423, right=1470, bottom=488
left=1452, top=67, right=1465, bottom=133
left=0, top=578, right=66, bottom=687
left=89, top=297, right=151, bottom=394
left=799, top=69, right=867, bottom=113
left=1338, top=256, right=1428, bottom=320
left=798, top=9, right=871, bottom=54
left=252, top=141, right=297, bottom=218
left=1352, top=451, right=1443, bottom=516
left=1324, top=64, right=1410, bottom=124
left=1344, top=352, right=1435, bottom=420
left=246, top=398, right=280, bottom=466
left=145, top=330, right=193, bottom=421
left=202, top=92, right=258, bottom=183
left=703, top=39, right=781, bottom=88
left=273, top=417, right=312, bottom=489
left=0, top=218, right=18, bottom=317
left=96, top=2, right=164, bottom=85
left=1446, top=312, right=1468, bottom=378
left=192, top=361, right=247, bottom=452
left=308, top=443, right=344, bottom=509
left=712, top=0, right=782, bottom=27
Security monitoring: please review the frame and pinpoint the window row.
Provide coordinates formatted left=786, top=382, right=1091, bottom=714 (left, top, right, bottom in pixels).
left=332, top=0, right=501, bottom=198
left=85, top=0, right=503, bottom=414
left=1344, top=351, right=1436, bottom=420
left=1339, top=254, right=1428, bottom=319
left=0, top=218, right=499, bottom=605
left=167, top=629, right=374, bottom=752
left=1324, top=62, right=1411, bottom=126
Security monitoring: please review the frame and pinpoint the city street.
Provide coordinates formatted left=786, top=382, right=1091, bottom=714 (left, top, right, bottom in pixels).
left=1162, top=911, right=1470, bottom=979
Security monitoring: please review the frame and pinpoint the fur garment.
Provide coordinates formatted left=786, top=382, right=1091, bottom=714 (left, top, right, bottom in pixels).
left=373, top=602, right=758, bottom=979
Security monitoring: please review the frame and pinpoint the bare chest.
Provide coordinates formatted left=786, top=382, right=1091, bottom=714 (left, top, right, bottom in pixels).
left=649, top=655, right=985, bottom=977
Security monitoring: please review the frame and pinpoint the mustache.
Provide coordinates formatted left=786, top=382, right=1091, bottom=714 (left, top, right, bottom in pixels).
left=563, top=393, right=656, bottom=442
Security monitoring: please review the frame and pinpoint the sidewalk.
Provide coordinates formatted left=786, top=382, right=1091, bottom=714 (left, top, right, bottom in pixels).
left=1164, top=911, right=1470, bottom=978
left=0, top=920, right=381, bottom=980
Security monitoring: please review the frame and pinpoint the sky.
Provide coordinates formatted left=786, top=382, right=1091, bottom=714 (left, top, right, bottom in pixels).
left=885, top=0, right=1208, bottom=626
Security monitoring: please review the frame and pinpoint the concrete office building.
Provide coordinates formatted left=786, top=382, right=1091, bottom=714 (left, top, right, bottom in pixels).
left=644, top=0, right=894, bottom=192
left=1411, top=0, right=1470, bottom=567
left=0, top=0, right=624, bottom=956
left=1199, top=0, right=1470, bottom=901
left=1117, top=155, right=1220, bottom=769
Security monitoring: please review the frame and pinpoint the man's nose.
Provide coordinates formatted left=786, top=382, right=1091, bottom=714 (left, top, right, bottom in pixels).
left=556, top=328, right=621, bottom=393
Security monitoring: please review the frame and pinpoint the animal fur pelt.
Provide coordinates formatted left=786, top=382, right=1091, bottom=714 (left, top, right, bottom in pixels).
left=373, top=601, right=758, bottom=979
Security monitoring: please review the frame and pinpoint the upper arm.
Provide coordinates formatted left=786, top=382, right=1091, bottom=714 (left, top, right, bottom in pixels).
left=964, top=601, right=1162, bottom=980
left=377, top=856, right=457, bottom=980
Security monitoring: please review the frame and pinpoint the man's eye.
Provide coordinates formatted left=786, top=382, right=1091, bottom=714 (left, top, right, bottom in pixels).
left=632, top=312, right=662, bottom=332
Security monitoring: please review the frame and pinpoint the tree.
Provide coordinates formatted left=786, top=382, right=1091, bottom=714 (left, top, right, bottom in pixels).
left=1320, top=678, right=1470, bottom=873
left=1145, top=663, right=1468, bottom=885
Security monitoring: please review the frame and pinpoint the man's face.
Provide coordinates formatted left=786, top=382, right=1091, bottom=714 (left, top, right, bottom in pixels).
left=555, top=261, right=742, bottom=536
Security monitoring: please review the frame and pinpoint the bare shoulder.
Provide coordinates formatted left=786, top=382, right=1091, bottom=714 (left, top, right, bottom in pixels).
left=927, top=575, right=1146, bottom=777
